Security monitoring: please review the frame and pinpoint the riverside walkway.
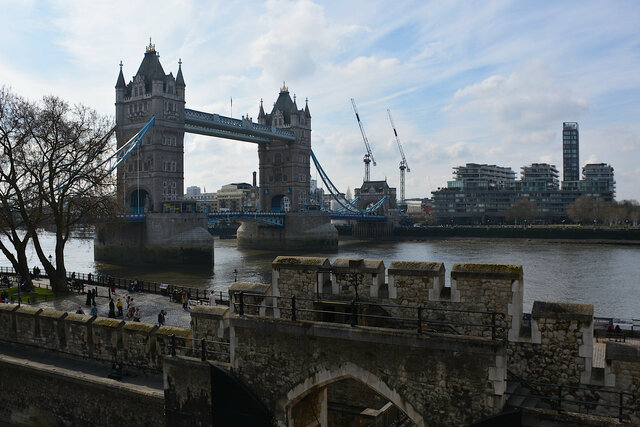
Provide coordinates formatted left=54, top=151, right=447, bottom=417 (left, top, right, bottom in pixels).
left=0, top=274, right=218, bottom=329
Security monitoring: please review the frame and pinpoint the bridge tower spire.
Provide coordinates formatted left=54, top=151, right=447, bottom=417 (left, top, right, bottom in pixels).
left=257, top=85, right=312, bottom=212
left=115, top=41, right=185, bottom=213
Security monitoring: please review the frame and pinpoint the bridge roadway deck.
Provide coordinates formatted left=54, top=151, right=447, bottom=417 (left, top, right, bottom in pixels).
left=0, top=341, right=163, bottom=392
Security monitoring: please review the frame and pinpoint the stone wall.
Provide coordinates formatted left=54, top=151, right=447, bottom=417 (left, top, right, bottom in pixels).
left=230, top=315, right=506, bottom=426
left=331, top=259, right=385, bottom=300
left=0, top=353, right=165, bottom=426
left=0, top=306, right=193, bottom=372
left=272, top=256, right=331, bottom=320
left=508, top=302, right=594, bottom=386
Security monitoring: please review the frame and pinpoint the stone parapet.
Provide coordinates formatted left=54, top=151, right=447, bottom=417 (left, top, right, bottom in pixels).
left=64, top=313, right=95, bottom=358
left=35, top=309, right=67, bottom=351
left=388, top=261, right=444, bottom=303
left=0, top=304, right=19, bottom=342
left=331, top=259, right=385, bottom=299
left=229, top=282, right=271, bottom=316
left=14, top=306, right=43, bottom=346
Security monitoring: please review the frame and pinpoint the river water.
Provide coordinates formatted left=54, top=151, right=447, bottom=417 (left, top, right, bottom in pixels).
left=2, top=232, right=639, bottom=318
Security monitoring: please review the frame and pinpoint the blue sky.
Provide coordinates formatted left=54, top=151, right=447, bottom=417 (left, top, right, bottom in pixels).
left=1, top=0, right=639, bottom=200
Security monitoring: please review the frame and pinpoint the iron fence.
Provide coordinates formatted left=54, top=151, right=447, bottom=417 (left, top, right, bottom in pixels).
left=233, top=291, right=506, bottom=339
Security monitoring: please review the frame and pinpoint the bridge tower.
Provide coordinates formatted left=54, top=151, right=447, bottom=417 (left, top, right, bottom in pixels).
left=115, top=40, right=185, bottom=213
left=257, top=84, right=311, bottom=212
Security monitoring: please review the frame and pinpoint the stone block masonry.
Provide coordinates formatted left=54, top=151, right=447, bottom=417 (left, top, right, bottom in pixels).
left=0, top=306, right=196, bottom=372
left=0, top=352, right=165, bottom=426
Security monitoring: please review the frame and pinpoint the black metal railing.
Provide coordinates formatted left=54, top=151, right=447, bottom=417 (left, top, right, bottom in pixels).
left=506, top=376, right=635, bottom=422
left=0, top=267, right=229, bottom=307
left=233, top=291, right=506, bottom=339
left=166, top=334, right=231, bottom=363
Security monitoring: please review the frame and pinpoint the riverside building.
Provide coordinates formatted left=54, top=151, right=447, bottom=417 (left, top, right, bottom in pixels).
left=432, top=162, right=615, bottom=224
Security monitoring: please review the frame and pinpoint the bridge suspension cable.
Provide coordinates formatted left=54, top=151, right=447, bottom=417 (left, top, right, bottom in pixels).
left=309, top=150, right=386, bottom=215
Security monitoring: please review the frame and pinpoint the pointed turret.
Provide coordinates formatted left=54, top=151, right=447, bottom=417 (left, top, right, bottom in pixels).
left=176, top=58, right=185, bottom=87
left=116, top=61, right=126, bottom=88
left=258, top=98, right=266, bottom=120
left=292, top=94, right=298, bottom=111
left=304, top=97, right=311, bottom=118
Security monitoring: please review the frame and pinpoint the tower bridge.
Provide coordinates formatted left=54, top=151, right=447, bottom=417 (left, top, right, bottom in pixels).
left=99, top=41, right=358, bottom=263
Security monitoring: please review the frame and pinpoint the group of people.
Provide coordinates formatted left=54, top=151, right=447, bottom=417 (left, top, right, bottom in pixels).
left=106, top=295, right=140, bottom=321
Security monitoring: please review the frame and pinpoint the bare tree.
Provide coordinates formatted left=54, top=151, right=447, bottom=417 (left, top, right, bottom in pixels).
left=566, top=196, right=607, bottom=224
left=0, top=88, right=40, bottom=289
left=505, top=198, right=539, bottom=224
left=0, top=88, right=115, bottom=292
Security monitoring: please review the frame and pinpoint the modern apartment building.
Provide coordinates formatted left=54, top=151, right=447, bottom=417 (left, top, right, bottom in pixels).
left=562, top=122, right=579, bottom=182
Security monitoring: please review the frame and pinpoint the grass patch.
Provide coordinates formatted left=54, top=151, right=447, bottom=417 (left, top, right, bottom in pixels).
left=5, top=286, right=60, bottom=303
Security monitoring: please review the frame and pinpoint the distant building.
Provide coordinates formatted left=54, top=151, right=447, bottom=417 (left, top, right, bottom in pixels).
left=431, top=161, right=615, bottom=223
left=215, top=183, right=258, bottom=212
left=581, top=163, right=615, bottom=200
left=562, top=122, right=579, bottom=182
left=520, top=163, right=559, bottom=191
left=186, top=186, right=201, bottom=195
left=448, top=164, right=516, bottom=190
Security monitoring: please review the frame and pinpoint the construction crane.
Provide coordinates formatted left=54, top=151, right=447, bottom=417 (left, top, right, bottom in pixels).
left=387, top=109, right=410, bottom=203
left=351, top=98, right=376, bottom=182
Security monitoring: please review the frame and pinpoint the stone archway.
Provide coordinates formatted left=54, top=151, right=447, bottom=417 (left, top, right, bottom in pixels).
left=129, top=188, right=151, bottom=213
left=277, top=362, right=425, bottom=427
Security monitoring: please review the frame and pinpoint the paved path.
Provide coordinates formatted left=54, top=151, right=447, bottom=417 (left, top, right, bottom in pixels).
left=0, top=342, right=163, bottom=391
left=25, top=281, right=198, bottom=329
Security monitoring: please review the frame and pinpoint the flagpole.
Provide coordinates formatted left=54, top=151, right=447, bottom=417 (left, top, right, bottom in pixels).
left=230, top=97, right=233, bottom=118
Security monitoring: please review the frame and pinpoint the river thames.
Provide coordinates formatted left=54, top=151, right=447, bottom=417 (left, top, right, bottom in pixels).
left=2, top=232, right=639, bottom=319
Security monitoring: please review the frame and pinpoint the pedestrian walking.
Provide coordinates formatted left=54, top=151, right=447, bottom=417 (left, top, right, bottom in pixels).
left=91, top=289, right=97, bottom=306
left=133, top=307, right=141, bottom=322
left=157, top=309, right=166, bottom=326
left=116, top=298, right=123, bottom=317
left=108, top=299, right=116, bottom=318
left=209, top=290, right=216, bottom=306
left=90, top=303, right=97, bottom=317
left=85, top=290, right=92, bottom=307
left=181, top=291, right=188, bottom=310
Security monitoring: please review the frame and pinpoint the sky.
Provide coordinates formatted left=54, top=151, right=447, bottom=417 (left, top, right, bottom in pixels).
left=1, top=0, right=639, bottom=201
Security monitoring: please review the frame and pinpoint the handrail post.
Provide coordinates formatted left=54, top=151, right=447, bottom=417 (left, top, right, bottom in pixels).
left=350, top=300, right=357, bottom=327
left=291, top=296, right=297, bottom=321
left=619, top=392, right=624, bottom=422
left=417, top=305, right=423, bottom=334
left=238, top=291, right=244, bottom=315
left=171, top=334, right=176, bottom=357
left=491, top=312, right=497, bottom=340
left=557, top=385, right=563, bottom=413
left=201, top=338, right=206, bottom=361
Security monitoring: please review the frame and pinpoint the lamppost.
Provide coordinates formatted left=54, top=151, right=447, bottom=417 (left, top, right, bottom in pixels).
left=233, top=268, right=238, bottom=282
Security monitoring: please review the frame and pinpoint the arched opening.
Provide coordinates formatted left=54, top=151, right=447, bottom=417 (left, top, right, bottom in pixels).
left=270, top=195, right=290, bottom=212
left=129, top=189, right=151, bottom=214
left=280, top=363, right=423, bottom=427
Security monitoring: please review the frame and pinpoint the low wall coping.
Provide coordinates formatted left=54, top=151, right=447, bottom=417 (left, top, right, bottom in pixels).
left=93, top=318, right=125, bottom=330
left=229, top=282, right=271, bottom=295
left=531, top=301, right=593, bottom=321
left=388, top=261, right=444, bottom=276
left=0, top=304, right=19, bottom=314
left=332, top=259, right=384, bottom=274
left=122, top=321, right=157, bottom=335
left=451, top=263, right=523, bottom=279
left=190, top=305, right=229, bottom=320
left=37, top=309, right=68, bottom=321
left=64, top=313, right=95, bottom=325
left=15, top=306, right=42, bottom=316
left=272, top=256, right=330, bottom=270
left=605, top=342, right=640, bottom=362
left=155, top=326, right=192, bottom=339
